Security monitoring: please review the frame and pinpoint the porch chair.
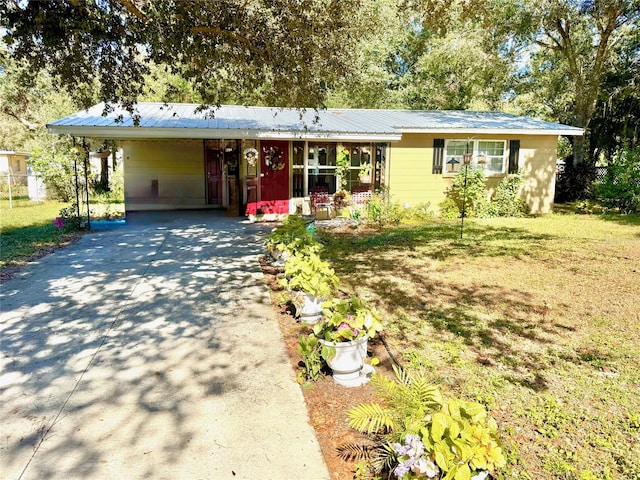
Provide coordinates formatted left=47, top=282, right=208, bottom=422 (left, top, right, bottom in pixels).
left=310, top=187, right=333, bottom=218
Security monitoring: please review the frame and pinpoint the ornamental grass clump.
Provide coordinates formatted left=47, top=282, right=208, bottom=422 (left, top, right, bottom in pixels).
left=341, top=366, right=507, bottom=480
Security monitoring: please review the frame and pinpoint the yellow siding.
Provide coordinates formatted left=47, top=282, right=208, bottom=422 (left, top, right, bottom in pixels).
left=123, top=140, right=206, bottom=210
left=388, top=133, right=558, bottom=214
left=520, top=135, right=558, bottom=214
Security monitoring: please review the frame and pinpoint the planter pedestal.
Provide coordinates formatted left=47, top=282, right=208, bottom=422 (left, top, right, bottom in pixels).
left=319, top=336, right=374, bottom=387
left=297, top=293, right=323, bottom=324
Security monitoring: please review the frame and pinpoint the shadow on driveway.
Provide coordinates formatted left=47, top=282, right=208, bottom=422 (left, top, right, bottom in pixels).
left=0, top=211, right=328, bottom=480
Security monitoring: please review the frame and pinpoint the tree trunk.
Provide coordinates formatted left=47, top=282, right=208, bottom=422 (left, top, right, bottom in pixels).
left=100, top=157, right=110, bottom=191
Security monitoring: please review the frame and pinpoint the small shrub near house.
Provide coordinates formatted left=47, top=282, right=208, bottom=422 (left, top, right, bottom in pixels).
left=487, top=171, right=529, bottom=217
left=440, top=169, right=528, bottom=218
left=440, top=169, right=491, bottom=219
left=365, top=187, right=406, bottom=228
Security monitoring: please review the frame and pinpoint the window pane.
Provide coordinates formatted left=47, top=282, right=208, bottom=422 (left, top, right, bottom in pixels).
left=446, top=141, right=471, bottom=156
left=478, top=141, right=504, bottom=156
left=293, top=142, right=304, bottom=166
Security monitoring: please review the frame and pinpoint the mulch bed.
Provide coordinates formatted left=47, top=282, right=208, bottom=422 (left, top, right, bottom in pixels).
left=259, top=257, right=395, bottom=479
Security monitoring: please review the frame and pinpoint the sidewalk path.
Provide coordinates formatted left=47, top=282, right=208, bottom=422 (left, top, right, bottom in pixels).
left=1, top=211, right=329, bottom=480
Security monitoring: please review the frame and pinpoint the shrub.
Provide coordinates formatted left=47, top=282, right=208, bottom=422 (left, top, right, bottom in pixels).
left=29, top=148, right=77, bottom=202
left=405, top=202, right=434, bottom=222
left=57, top=203, right=82, bottom=231
left=596, top=145, right=640, bottom=214
left=488, top=171, right=529, bottom=217
left=365, top=187, right=406, bottom=228
left=555, top=159, right=596, bottom=203
left=441, top=169, right=490, bottom=219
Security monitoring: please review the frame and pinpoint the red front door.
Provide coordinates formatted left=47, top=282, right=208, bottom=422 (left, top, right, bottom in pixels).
left=206, top=149, right=223, bottom=205
left=247, top=140, right=290, bottom=215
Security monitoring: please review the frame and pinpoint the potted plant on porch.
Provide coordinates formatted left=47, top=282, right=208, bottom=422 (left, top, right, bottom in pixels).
left=279, top=253, right=340, bottom=323
left=359, top=160, right=372, bottom=184
left=300, top=295, right=383, bottom=386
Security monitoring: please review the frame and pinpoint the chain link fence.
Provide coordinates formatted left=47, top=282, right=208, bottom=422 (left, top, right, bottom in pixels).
left=0, top=170, right=47, bottom=207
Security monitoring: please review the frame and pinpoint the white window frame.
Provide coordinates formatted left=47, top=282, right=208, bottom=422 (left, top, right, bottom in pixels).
left=444, top=139, right=507, bottom=175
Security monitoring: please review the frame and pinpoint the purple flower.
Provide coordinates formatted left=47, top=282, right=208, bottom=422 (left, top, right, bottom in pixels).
left=53, top=217, right=64, bottom=228
left=393, top=461, right=411, bottom=479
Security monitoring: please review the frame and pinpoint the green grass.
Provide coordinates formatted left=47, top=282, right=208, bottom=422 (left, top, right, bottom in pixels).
left=0, top=200, right=77, bottom=269
left=318, top=212, right=640, bottom=480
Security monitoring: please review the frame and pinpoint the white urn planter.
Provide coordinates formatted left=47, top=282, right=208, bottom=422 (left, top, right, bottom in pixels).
left=319, top=336, right=373, bottom=387
left=297, top=293, right=323, bottom=324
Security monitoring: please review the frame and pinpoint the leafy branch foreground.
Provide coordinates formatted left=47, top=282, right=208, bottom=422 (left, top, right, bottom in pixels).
left=318, top=214, right=640, bottom=479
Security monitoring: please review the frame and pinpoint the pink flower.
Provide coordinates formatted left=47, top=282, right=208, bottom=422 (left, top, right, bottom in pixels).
left=53, top=217, right=65, bottom=228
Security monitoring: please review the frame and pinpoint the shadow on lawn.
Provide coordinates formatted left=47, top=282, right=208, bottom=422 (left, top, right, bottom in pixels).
left=320, top=220, right=557, bottom=261
left=599, top=212, right=640, bottom=228
left=321, top=221, right=567, bottom=391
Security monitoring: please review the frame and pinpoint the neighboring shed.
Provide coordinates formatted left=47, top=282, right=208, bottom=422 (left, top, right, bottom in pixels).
left=48, top=103, right=582, bottom=217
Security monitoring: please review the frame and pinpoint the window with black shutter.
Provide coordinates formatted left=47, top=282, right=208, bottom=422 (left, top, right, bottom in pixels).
left=432, top=138, right=444, bottom=174
left=508, top=140, right=520, bottom=174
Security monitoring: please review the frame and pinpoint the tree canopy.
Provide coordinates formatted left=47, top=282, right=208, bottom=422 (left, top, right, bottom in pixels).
left=2, top=0, right=639, bottom=185
left=1, top=0, right=361, bottom=113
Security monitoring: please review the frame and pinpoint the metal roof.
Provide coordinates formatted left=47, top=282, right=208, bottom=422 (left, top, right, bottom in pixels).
left=47, top=102, right=583, bottom=140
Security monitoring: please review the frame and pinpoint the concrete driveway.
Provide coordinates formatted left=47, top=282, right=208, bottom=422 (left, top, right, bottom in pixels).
left=0, top=211, right=329, bottom=480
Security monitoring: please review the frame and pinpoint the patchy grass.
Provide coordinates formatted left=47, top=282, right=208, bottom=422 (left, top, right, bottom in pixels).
left=318, top=213, right=640, bottom=480
left=0, top=200, right=77, bottom=273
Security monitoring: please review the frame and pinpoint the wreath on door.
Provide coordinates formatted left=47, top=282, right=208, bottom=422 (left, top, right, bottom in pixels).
left=263, top=146, right=285, bottom=171
left=243, top=148, right=258, bottom=167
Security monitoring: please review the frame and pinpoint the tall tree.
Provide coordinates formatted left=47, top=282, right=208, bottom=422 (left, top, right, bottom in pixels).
left=1, top=0, right=361, bottom=113
left=514, top=0, right=639, bottom=164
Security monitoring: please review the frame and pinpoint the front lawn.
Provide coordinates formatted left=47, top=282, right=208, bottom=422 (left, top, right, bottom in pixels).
left=0, top=200, right=77, bottom=274
left=318, top=213, right=640, bottom=479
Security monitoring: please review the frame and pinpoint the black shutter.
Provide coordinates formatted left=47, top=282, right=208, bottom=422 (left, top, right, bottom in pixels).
left=432, top=138, right=444, bottom=174
left=508, top=140, right=520, bottom=174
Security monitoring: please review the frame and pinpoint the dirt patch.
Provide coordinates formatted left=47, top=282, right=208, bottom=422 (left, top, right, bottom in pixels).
left=260, top=257, right=395, bottom=479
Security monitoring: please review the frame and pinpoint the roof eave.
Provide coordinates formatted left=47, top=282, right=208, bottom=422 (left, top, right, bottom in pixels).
left=46, top=125, right=401, bottom=142
left=399, top=127, right=584, bottom=136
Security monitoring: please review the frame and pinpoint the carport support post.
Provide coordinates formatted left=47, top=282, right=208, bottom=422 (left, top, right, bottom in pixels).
left=73, top=137, right=81, bottom=220
left=83, top=138, right=91, bottom=230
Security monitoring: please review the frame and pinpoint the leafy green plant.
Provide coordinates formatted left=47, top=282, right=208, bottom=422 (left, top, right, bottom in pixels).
left=365, top=188, right=405, bottom=228
left=297, top=333, right=323, bottom=383
left=343, top=366, right=507, bottom=480
left=297, top=295, right=383, bottom=382
left=405, top=202, right=434, bottom=222
left=359, top=160, right=372, bottom=178
left=336, top=144, right=351, bottom=191
left=28, top=148, right=78, bottom=202
left=441, top=168, right=490, bottom=219
left=316, top=295, right=383, bottom=343
left=488, top=171, right=529, bottom=217
left=279, top=252, right=340, bottom=299
left=596, top=145, right=640, bottom=213
left=265, top=215, right=318, bottom=258
left=57, top=203, right=82, bottom=231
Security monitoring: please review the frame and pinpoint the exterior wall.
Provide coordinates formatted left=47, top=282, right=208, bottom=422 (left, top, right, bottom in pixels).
left=0, top=153, right=28, bottom=175
left=123, top=140, right=206, bottom=211
left=388, top=133, right=558, bottom=214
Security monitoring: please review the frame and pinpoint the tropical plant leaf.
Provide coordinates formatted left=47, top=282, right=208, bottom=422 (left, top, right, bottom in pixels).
left=348, top=403, right=397, bottom=434
left=336, top=443, right=373, bottom=462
